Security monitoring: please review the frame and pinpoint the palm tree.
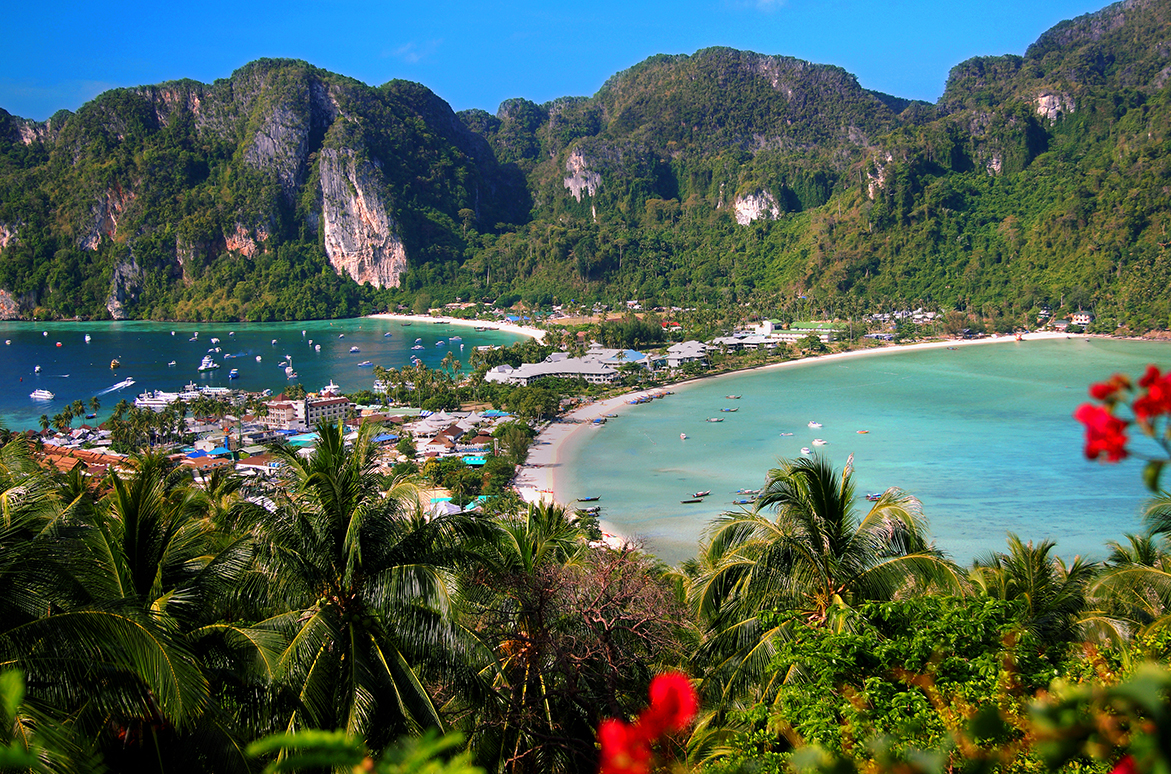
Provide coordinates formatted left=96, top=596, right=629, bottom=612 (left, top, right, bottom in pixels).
left=0, top=450, right=271, bottom=772
left=255, top=420, right=491, bottom=747
left=969, top=534, right=1099, bottom=645
left=688, top=454, right=960, bottom=707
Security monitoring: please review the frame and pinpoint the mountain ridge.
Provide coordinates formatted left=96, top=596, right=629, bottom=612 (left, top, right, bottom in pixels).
left=1, top=0, right=1170, bottom=330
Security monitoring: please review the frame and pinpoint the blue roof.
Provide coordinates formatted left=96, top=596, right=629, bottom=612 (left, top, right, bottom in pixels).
left=373, top=433, right=399, bottom=444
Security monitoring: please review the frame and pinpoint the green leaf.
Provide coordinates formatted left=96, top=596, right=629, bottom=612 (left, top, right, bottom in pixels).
left=1143, top=461, right=1165, bottom=493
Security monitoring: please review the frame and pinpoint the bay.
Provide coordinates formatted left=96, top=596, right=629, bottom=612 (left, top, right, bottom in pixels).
left=556, top=337, right=1171, bottom=566
left=0, top=318, right=526, bottom=431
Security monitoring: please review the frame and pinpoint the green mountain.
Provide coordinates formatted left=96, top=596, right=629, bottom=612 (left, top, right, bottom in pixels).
left=2, top=0, right=1170, bottom=328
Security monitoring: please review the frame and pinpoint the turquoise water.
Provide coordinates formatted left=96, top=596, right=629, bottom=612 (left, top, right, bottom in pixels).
left=0, top=319, right=526, bottom=431
left=557, top=338, right=1171, bottom=566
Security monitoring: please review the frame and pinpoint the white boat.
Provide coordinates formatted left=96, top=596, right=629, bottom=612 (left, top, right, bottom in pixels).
left=84, top=334, right=91, bottom=343
left=228, top=368, right=239, bottom=379
left=256, top=355, right=262, bottom=362
left=321, top=380, right=342, bottom=395
left=286, top=371, right=298, bottom=379
left=357, top=360, right=373, bottom=367
left=210, top=337, right=220, bottom=344
left=680, top=433, right=688, bottom=440
left=314, top=344, right=321, bottom=351
left=450, top=336, right=462, bottom=341
left=272, top=339, right=277, bottom=345
left=30, top=389, right=54, bottom=400
left=415, top=338, right=422, bottom=343
left=285, top=366, right=296, bottom=377
left=111, top=377, right=136, bottom=390
left=436, top=340, right=445, bottom=346
left=349, top=346, right=360, bottom=353
left=780, top=432, right=793, bottom=436
left=167, top=360, right=176, bottom=366
left=411, top=345, right=424, bottom=350
left=34, top=365, right=41, bottom=373
left=707, top=417, right=724, bottom=423
left=808, top=421, right=822, bottom=428
left=338, top=334, right=345, bottom=338
left=135, top=390, right=179, bottom=411
left=198, top=355, right=219, bottom=371
left=812, top=439, right=828, bottom=446
left=801, top=447, right=812, bottom=455
left=384, top=332, right=393, bottom=337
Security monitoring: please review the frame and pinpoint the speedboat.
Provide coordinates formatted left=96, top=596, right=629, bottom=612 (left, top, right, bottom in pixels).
left=338, top=334, right=345, bottom=338
left=256, top=355, right=262, bottom=362
left=450, top=336, right=461, bottom=341
left=34, top=365, right=41, bottom=373
left=384, top=332, right=393, bottom=337
left=808, top=421, right=822, bottom=428
left=436, top=340, right=445, bottom=346
left=349, top=346, right=360, bottom=353
left=780, top=432, right=793, bottom=436
left=30, top=389, right=54, bottom=400
left=315, top=344, right=321, bottom=351
left=812, top=439, right=827, bottom=446
left=198, top=355, right=219, bottom=371
left=167, top=360, right=176, bottom=366
left=866, top=493, right=883, bottom=501
left=228, top=369, right=239, bottom=379
left=111, top=378, right=135, bottom=390
left=411, top=345, right=424, bottom=350
left=210, top=337, right=219, bottom=344
left=800, top=447, right=812, bottom=455
left=357, top=360, right=373, bottom=367
left=415, top=338, right=422, bottom=343
left=84, top=334, right=91, bottom=343
left=680, top=433, right=688, bottom=440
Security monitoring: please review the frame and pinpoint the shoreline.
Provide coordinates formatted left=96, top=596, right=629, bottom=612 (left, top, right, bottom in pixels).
left=514, top=331, right=1083, bottom=547
left=364, top=312, right=546, bottom=343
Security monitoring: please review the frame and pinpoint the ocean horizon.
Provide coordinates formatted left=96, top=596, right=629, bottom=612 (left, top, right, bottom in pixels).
left=555, top=337, right=1171, bottom=567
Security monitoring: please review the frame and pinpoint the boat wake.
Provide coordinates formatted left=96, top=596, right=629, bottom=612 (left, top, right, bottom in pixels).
left=96, top=377, right=136, bottom=395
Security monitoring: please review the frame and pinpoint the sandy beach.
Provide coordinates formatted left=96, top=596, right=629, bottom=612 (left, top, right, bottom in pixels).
left=365, top=312, right=547, bottom=342
left=513, top=331, right=1080, bottom=545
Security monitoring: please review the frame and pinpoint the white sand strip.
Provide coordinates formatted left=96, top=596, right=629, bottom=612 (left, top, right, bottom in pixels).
left=364, top=312, right=546, bottom=342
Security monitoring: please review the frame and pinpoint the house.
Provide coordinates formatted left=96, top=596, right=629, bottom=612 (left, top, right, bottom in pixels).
left=1071, top=312, right=1094, bottom=327
left=663, top=341, right=708, bottom=369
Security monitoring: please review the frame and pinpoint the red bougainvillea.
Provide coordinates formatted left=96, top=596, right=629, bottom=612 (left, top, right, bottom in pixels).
left=598, top=672, right=698, bottom=774
left=1075, top=365, right=1171, bottom=490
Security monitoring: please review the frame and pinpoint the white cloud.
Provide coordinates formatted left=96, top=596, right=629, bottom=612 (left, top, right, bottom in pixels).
left=386, top=40, right=443, bottom=64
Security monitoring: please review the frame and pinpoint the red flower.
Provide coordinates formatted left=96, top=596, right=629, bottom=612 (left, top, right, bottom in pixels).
left=1075, top=404, right=1129, bottom=462
left=1090, top=373, right=1130, bottom=401
left=638, top=673, right=699, bottom=737
left=599, top=673, right=698, bottom=774
left=598, top=719, right=651, bottom=774
left=1111, top=755, right=1137, bottom=774
left=1134, top=366, right=1171, bottom=422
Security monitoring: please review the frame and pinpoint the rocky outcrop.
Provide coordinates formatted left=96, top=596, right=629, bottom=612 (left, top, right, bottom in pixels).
left=563, top=149, right=602, bottom=201
left=0, top=289, right=34, bottom=320
left=1035, top=92, right=1075, bottom=124
left=81, top=185, right=135, bottom=251
left=223, top=223, right=268, bottom=258
left=734, top=191, right=780, bottom=225
left=0, top=223, right=16, bottom=250
left=317, top=148, right=407, bottom=289
left=867, top=152, right=894, bottom=199
left=243, top=78, right=339, bottom=203
left=106, top=257, right=142, bottom=320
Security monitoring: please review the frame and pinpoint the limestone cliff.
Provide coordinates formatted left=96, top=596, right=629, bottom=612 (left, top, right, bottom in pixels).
left=316, top=148, right=407, bottom=289
left=106, top=256, right=142, bottom=320
left=563, top=149, right=602, bottom=202
left=81, top=185, right=135, bottom=251
left=733, top=191, right=780, bottom=225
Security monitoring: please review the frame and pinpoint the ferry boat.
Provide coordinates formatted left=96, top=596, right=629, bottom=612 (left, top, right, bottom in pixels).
left=135, top=391, right=179, bottom=411
left=321, top=380, right=342, bottom=395
left=30, top=389, right=54, bottom=401
left=198, top=355, right=219, bottom=371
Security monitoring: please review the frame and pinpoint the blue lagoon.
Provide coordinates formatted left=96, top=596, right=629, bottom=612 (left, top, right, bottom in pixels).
left=555, top=337, right=1171, bottom=566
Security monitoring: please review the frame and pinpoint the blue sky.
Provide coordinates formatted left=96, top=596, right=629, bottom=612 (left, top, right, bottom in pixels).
left=3, top=0, right=1107, bottom=122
